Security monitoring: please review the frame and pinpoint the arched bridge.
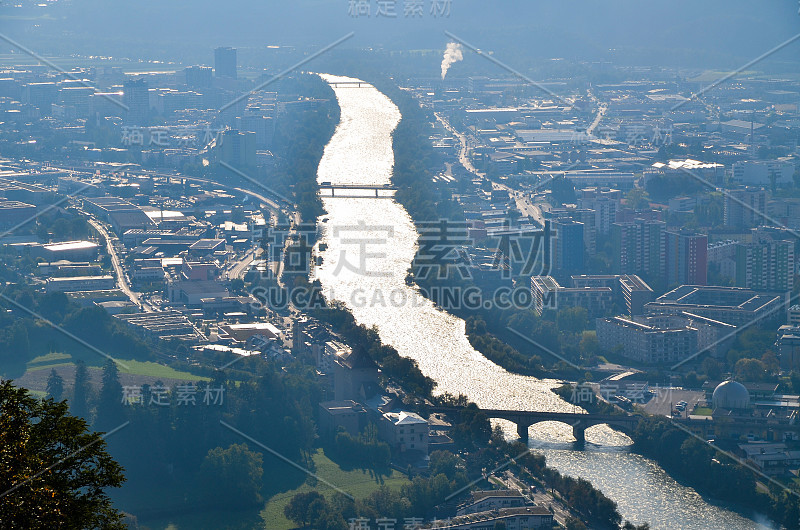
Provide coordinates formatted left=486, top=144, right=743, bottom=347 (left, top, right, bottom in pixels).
left=431, top=407, right=640, bottom=442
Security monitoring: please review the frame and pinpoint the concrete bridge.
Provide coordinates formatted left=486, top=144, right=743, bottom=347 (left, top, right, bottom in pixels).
left=329, top=81, right=371, bottom=88
left=319, top=182, right=397, bottom=198
left=431, top=407, right=640, bottom=442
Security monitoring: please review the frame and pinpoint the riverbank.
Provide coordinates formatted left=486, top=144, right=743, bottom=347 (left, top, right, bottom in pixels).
left=630, top=416, right=791, bottom=529
left=312, top=72, right=767, bottom=529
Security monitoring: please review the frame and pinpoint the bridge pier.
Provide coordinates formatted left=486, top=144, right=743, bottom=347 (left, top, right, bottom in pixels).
left=517, top=422, right=532, bottom=442
left=572, top=422, right=586, bottom=443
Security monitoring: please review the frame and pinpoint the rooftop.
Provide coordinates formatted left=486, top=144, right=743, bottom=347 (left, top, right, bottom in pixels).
left=42, top=240, right=99, bottom=252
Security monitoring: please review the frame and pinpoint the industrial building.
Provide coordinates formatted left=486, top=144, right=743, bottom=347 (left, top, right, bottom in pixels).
left=0, top=200, right=36, bottom=227
left=46, top=275, right=115, bottom=293
left=36, top=240, right=99, bottom=262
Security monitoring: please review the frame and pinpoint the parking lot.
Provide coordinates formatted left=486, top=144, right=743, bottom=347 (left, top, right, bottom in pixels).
left=640, top=387, right=706, bottom=417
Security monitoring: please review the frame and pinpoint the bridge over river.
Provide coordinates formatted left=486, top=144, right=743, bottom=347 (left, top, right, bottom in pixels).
left=430, top=407, right=640, bottom=442
left=319, top=182, right=397, bottom=198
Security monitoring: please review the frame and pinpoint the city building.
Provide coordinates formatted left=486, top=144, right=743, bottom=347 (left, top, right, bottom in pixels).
left=46, top=275, right=115, bottom=293
left=115, top=310, right=203, bottom=342
left=0, top=200, right=36, bottom=227
left=318, top=400, right=366, bottom=438
left=217, top=322, right=281, bottom=343
left=531, top=275, right=613, bottom=317
left=597, top=315, right=691, bottom=364
left=237, top=114, right=275, bottom=149
left=611, top=219, right=666, bottom=278
left=738, top=442, right=800, bottom=477
left=735, top=236, right=794, bottom=292
left=457, top=490, right=528, bottom=516
left=777, top=325, right=800, bottom=371
left=563, top=170, right=637, bottom=191
left=547, top=206, right=597, bottom=254
left=187, top=238, right=226, bottom=258
left=551, top=218, right=584, bottom=282
left=84, top=197, right=155, bottom=235
left=426, top=506, right=554, bottom=529
left=123, top=78, right=149, bottom=125
left=645, top=285, right=788, bottom=326
left=665, top=230, right=707, bottom=286
left=789, top=304, right=800, bottom=326
left=570, top=274, right=654, bottom=315
left=214, top=47, right=237, bottom=79
left=334, top=348, right=379, bottom=402
left=167, top=280, right=229, bottom=306
left=36, top=240, right=99, bottom=262
left=732, top=160, right=794, bottom=186
left=595, top=312, right=735, bottom=364
left=724, top=187, right=767, bottom=229
left=379, top=411, right=429, bottom=454
left=184, top=65, right=213, bottom=89
left=707, top=239, right=738, bottom=282
left=645, top=159, right=725, bottom=186
left=219, top=129, right=257, bottom=168
left=618, top=274, right=656, bottom=316
left=577, top=187, right=622, bottom=235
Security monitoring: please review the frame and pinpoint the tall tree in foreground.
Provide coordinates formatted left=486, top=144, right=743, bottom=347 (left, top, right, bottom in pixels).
left=0, top=381, right=126, bottom=529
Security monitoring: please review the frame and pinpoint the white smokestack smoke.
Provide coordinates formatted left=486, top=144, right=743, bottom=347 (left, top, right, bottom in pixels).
left=440, top=42, right=463, bottom=80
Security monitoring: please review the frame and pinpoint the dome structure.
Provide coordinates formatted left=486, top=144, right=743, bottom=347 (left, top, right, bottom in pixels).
left=712, top=380, right=750, bottom=410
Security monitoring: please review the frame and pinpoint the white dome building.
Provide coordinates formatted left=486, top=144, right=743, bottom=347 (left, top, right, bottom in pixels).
left=712, top=380, right=750, bottom=410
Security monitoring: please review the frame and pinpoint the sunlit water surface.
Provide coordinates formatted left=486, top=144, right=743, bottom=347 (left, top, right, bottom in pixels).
left=311, top=74, right=771, bottom=529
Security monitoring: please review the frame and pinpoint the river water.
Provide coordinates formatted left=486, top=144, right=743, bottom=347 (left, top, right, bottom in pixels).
left=312, top=74, right=771, bottom=529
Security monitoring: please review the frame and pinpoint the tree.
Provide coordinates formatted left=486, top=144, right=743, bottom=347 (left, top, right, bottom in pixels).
left=734, top=358, right=768, bottom=382
left=0, top=381, right=125, bottom=528
left=46, top=369, right=64, bottom=401
left=71, top=360, right=92, bottom=421
left=198, top=444, right=263, bottom=508
left=557, top=307, right=588, bottom=333
left=565, top=517, right=587, bottom=530
left=9, top=321, right=30, bottom=358
left=284, top=491, right=326, bottom=528
left=229, top=278, right=245, bottom=294
left=95, top=360, right=125, bottom=430
left=429, top=450, right=463, bottom=480
left=625, top=187, right=650, bottom=210
left=702, top=357, right=723, bottom=380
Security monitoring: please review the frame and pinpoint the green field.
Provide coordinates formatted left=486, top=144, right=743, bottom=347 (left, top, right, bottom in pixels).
left=259, top=449, right=410, bottom=530
left=139, top=449, right=410, bottom=530
left=25, top=352, right=207, bottom=380
left=116, top=360, right=210, bottom=382
left=18, top=353, right=210, bottom=387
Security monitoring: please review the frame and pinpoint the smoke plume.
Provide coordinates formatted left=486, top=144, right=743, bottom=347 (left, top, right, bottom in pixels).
left=440, top=42, right=463, bottom=80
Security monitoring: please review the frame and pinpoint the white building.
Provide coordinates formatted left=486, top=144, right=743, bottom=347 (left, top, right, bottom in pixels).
left=46, top=275, right=116, bottom=293
left=732, top=160, right=794, bottom=186
left=379, top=411, right=429, bottom=455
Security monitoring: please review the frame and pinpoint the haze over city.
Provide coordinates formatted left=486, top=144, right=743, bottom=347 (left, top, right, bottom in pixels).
left=0, top=1, right=800, bottom=529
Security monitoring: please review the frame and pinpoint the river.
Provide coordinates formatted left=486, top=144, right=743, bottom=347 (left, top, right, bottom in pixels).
left=311, top=73, right=771, bottom=529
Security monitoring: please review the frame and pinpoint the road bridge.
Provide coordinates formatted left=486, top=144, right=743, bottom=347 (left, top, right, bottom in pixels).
left=329, top=81, right=372, bottom=88
left=319, top=182, right=397, bottom=198
left=430, top=407, right=640, bottom=442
